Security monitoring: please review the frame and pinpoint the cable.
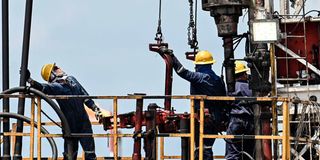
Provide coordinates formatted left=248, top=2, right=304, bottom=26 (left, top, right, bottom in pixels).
left=289, top=9, right=320, bottom=34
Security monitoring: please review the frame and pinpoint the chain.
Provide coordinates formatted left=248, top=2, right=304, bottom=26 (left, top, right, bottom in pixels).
left=187, top=0, right=198, bottom=51
left=187, top=0, right=194, bottom=46
left=155, top=0, right=163, bottom=43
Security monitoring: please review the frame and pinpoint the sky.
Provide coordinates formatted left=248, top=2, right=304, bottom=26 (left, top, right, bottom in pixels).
left=1, top=0, right=320, bottom=158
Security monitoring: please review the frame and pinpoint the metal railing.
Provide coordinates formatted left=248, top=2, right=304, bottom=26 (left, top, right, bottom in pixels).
left=0, top=93, right=294, bottom=160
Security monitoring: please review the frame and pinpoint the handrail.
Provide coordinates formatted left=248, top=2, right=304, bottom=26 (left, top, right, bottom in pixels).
left=0, top=90, right=304, bottom=159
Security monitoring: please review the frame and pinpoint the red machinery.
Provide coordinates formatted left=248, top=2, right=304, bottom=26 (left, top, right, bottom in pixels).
left=100, top=43, right=191, bottom=160
left=276, top=19, right=320, bottom=84
left=101, top=105, right=189, bottom=134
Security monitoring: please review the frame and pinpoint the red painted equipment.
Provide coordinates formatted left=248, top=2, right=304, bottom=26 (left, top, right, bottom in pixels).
left=101, top=108, right=188, bottom=133
left=276, top=20, right=320, bottom=83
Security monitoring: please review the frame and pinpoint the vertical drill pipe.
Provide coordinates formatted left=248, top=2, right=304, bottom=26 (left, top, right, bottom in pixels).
left=14, top=0, right=33, bottom=158
left=255, top=1, right=272, bottom=159
left=132, top=98, right=143, bottom=160
left=223, top=37, right=235, bottom=92
left=2, top=0, right=10, bottom=158
left=249, top=1, right=272, bottom=158
left=161, top=54, right=173, bottom=110
left=180, top=116, right=190, bottom=160
left=270, top=44, right=278, bottom=160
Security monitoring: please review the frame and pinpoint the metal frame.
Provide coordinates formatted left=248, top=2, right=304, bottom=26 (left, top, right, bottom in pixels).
left=0, top=93, right=298, bottom=159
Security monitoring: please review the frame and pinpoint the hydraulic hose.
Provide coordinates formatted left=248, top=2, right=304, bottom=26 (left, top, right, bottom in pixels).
left=0, top=86, right=74, bottom=159
left=0, top=112, right=57, bottom=160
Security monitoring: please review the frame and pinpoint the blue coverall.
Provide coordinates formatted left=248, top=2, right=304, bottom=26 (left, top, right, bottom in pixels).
left=36, top=76, right=97, bottom=160
left=171, top=55, right=226, bottom=160
left=225, top=80, right=254, bottom=160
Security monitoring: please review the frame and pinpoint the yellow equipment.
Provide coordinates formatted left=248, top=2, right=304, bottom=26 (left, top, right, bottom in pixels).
left=235, top=61, right=249, bottom=74
left=194, top=50, right=216, bottom=65
left=41, top=63, right=55, bottom=82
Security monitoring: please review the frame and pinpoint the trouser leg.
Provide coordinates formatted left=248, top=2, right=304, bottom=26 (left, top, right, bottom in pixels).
left=225, top=116, right=254, bottom=160
left=194, top=115, right=217, bottom=160
left=80, top=136, right=97, bottom=160
left=63, top=138, right=79, bottom=160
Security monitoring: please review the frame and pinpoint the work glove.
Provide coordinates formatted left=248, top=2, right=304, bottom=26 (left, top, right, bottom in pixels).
left=159, top=46, right=174, bottom=56
left=25, top=70, right=44, bottom=91
left=21, top=68, right=31, bottom=83
left=94, top=107, right=102, bottom=120
left=26, top=69, right=31, bottom=81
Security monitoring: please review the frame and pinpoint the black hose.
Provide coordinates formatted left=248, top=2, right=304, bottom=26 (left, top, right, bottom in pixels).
left=0, top=87, right=71, bottom=136
left=0, top=87, right=74, bottom=159
left=0, top=112, right=57, bottom=160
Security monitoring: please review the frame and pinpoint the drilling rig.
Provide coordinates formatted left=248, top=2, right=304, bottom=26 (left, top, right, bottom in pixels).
left=1, top=0, right=320, bottom=159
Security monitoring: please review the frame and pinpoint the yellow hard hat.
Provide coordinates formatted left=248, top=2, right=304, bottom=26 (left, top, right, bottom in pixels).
left=235, top=61, right=249, bottom=74
left=41, top=63, right=55, bottom=82
left=194, top=50, right=216, bottom=65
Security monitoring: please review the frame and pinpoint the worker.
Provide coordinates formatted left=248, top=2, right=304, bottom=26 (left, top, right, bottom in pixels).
left=160, top=47, right=227, bottom=160
left=26, top=63, right=103, bottom=160
left=225, top=61, right=254, bottom=160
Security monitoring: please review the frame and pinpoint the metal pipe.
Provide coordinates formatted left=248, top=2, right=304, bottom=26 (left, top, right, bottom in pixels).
left=2, top=0, right=10, bottom=158
left=249, top=1, right=272, bottom=159
left=144, top=103, right=158, bottom=159
left=132, top=96, right=144, bottom=160
left=223, top=37, right=235, bottom=92
left=190, top=99, right=195, bottom=160
left=162, top=54, right=173, bottom=110
left=282, top=100, right=290, bottom=160
left=261, top=116, right=272, bottom=160
left=15, top=0, right=33, bottom=158
left=1, top=87, right=73, bottom=158
left=180, top=114, right=190, bottom=160
left=270, top=44, right=278, bottom=160
left=113, top=98, right=118, bottom=160
left=151, top=104, right=157, bottom=159
left=280, top=0, right=290, bottom=15
left=148, top=43, right=172, bottom=110
left=160, top=137, right=164, bottom=160
left=30, top=98, right=35, bottom=159
left=37, top=97, right=41, bottom=160
left=199, top=99, right=205, bottom=160
left=0, top=112, right=58, bottom=160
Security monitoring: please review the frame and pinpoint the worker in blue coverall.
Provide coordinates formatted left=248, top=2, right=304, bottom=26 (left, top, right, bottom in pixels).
left=160, top=47, right=227, bottom=160
left=225, top=61, right=254, bottom=160
left=27, top=63, right=102, bottom=160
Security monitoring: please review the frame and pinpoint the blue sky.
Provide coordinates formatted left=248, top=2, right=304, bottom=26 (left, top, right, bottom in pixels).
left=1, top=0, right=320, bottom=158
